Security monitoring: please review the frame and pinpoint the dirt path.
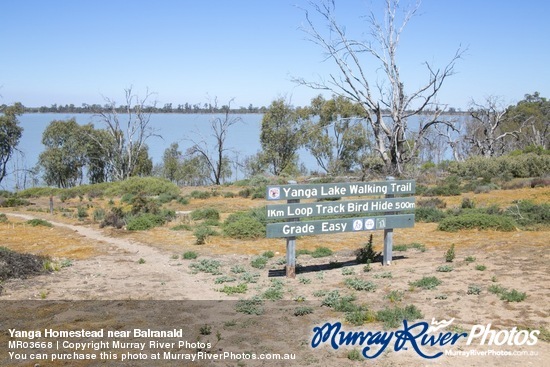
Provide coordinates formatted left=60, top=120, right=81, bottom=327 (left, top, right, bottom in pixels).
left=2, top=213, right=234, bottom=300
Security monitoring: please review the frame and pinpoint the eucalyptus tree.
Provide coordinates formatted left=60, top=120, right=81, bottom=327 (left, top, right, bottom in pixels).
left=504, top=92, right=549, bottom=150
left=39, top=118, right=88, bottom=188
left=302, top=95, right=370, bottom=175
left=0, top=102, right=24, bottom=185
left=260, top=98, right=304, bottom=176
left=294, top=0, right=464, bottom=175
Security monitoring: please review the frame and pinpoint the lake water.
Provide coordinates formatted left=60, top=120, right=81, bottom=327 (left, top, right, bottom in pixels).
left=3, top=113, right=318, bottom=190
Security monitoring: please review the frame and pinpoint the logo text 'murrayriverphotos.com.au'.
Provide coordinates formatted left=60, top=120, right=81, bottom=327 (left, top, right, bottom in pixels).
left=311, top=319, right=539, bottom=359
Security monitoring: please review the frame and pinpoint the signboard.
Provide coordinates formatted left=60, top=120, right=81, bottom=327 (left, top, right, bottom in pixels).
left=266, top=180, right=415, bottom=200
left=266, top=197, right=415, bottom=219
left=266, top=214, right=415, bottom=238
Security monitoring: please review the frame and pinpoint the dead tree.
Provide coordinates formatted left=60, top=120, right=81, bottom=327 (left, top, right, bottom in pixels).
left=294, top=0, right=464, bottom=175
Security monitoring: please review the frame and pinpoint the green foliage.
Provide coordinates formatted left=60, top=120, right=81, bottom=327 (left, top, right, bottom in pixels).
left=488, top=284, right=526, bottom=302
left=219, top=283, right=248, bottom=295
left=376, top=305, right=423, bottom=329
left=236, top=297, right=264, bottom=315
left=294, top=306, right=314, bottom=316
left=190, top=208, right=220, bottom=220
left=0, top=103, right=24, bottom=185
left=344, top=278, right=376, bottom=292
left=410, top=276, right=441, bottom=290
left=262, top=251, right=275, bottom=258
left=240, top=272, right=260, bottom=283
left=310, top=246, right=333, bottom=258
left=464, top=256, right=476, bottom=263
left=438, top=213, right=516, bottom=232
left=436, top=265, right=453, bottom=272
left=475, top=264, right=487, bottom=271
left=105, top=177, right=180, bottom=197
left=461, top=197, right=476, bottom=209
left=505, top=200, right=550, bottom=230
left=0, top=196, right=31, bottom=207
left=347, top=349, right=362, bottom=361
left=467, top=285, right=482, bottom=295
left=385, top=290, right=404, bottom=303
left=415, top=207, right=447, bottom=222
left=421, top=176, right=462, bottom=196
left=230, top=265, right=246, bottom=274
left=448, top=153, right=550, bottom=180
left=345, top=309, right=377, bottom=326
left=92, top=208, right=105, bottom=222
left=223, top=207, right=266, bottom=239
left=321, top=291, right=358, bottom=312
left=193, top=225, right=218, bottom=245
left=214, top=276, right=237, bottom=284
left=445, top=244, right=455, bottom=262
left=26, top=219, right=53, bottom=227
left=341, top=267, right=355, bottom=276
left=298, top=276, right=311, bottom=284
left=263, top=286, right=284, bottom=300
left=189, top=259, right=222, bottom=275
left=76, top=206, right=88, bottom=219
left=355, top=234, right=381, bottom=263
left=137, top=258, right=146, bottom=264
left=374, top=271, right=393, bottom=279
left=171, top=224, right=192, bottom=231
left=190, top=190, right=211, bottom=199
left=393, top=243, right=426, bottom=252
left=260, top=98, right=303, bottom=175
left=126, top=213, right=165, bottom=231
left=0, top=213, right=7, bottom=223
left=182, top=251, right=198, bottom=260
left=250, top=256, right=269, bottom=269
left=199, top=324, right=212, bottom=336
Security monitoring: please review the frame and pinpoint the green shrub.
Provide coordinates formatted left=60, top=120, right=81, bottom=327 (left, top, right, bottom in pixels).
left=120, top=193, right=135, bottom=203
left=263, top=286, right=284, bottom=300
left=467, top=284, right=482, bottom=295
left=182, top=251, right=198, bottom=260
left=194, top=225, right=218, bottom=245
left=0, top=213, right=8, bottom=223
left=236, top=297, right=264, bottom=315
left=344, top=278, right=376, bottom=292
left=464, top=256, right=476, bottom=263
left=341, top=267, right=355, bottom=276
left=240, top=272, right=260, bottom=283
left=77, top=206, right=88, bottom=219
left=310, top=246, right=333, bottom=258
left=347, top=349, right=362, bottom=361
left=190, top=190, right=211, bottom=199
left=294, top=306, right=314, bottom=316
left=355, top=234, right=380, bottom=263
left=126, top=213, right=165, bottom=231
left=0, top=197, right=31, bottom=207
left=223, top=216, right=265, bottom=239
left=92, top=208, right=105, bottom=222
left=157, top=192, right=179, bottom=204
left=376, top=305, right=423, bottom=329
left=505, top=201, right=550, bottom=230
left=219, top=283, right=247, bottom=295
left=499, top=289, right=526, bottom=302
left=475, top=264, right=487, bottom=271
left=436, top=265, right=453, bottom=272
left=230, top=265, right=246, bottom=274
left=215, top=276, right=237, bottom=284
left=26, top=219, right=52, bottom=227
left=417, top=197, right=447, bottom=209
left=415, top=207, right=446, bottom=222
left=410, top=276, right=441, bottom=290
left=191, top=208, right=220, bottom=221
left=171, top=224, right=192, bottom=231
left=262, top=251, right=275, bottom=258
left=250, top=256, right=269, bottom=269
left=438, top=213, right=516, bottom=232
left=445, top=244, right=455, bottom=262
left=189, top=259, right=221, bottom=274
left=105, top=177, right=180, bottom=197
left=385, top=290, right=404, bottom=303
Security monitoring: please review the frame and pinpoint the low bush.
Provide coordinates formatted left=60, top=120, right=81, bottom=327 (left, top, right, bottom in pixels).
left=0, top=196, right=31, bottom=207
left=182, top=251, right=198, bottom=260
left=190, top=190, right=211, bottom=199
left=250, top=256, right=269, bottom=269
left=236, top=297, right=264, bottom=315
left=415, top=207, right=446, bottom=222
left=126, top=213, right=165, bottom=231
left=100, top=207, right=126, bottom=229
left=376, top=305, right=423, bottom=329
left=194, top=225, right=218, bottom=245
left=310, top=246, right=333, bottom=258
left=356, top=234, right=381, bottom=263
left=438, top=213, right=516, bottom=232
left=417, top=197, right=447, bottom=209
left=410, top=276, right=441, bottom=290
left=505, top=201, right=550, bottom=230
left=0, top=213, right=8, bottom=223
left=26, top=219, right=52, bottom=227
left=190, top=208, right=220, bottom=221
left=344, top=278, right=376, bottom=292
left=189, top=259, right=222, bottom=274
left=223, top=216, right=265, bottom=239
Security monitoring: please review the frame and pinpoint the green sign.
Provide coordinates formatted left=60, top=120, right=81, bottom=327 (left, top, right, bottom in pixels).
left=266, top=214, right=415, bottom=238
left=266, top=197, right=416, bottom=219
left=266, top=180, right=415, bottom=200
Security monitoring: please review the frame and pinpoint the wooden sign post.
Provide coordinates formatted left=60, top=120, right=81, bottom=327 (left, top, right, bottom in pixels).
left=266, top=179, right=416, bottom=277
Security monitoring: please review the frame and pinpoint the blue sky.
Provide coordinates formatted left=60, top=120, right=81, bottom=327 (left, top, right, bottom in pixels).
left=1, top=0, right=549, bottom=109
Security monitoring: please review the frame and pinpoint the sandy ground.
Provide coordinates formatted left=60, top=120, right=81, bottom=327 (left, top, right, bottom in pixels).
left=0, top=188, right=549, bottom=366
